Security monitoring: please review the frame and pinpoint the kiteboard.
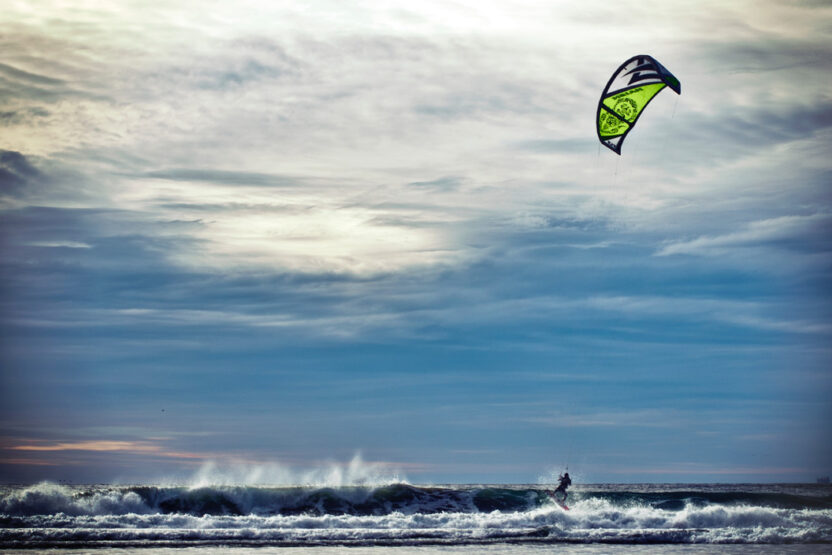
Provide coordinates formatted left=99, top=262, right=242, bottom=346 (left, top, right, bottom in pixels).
left=548, top=491, right=570, bottom=511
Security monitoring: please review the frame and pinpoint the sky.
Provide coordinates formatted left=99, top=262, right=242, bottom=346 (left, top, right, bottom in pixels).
left=1, top=0, right=831, bottom=485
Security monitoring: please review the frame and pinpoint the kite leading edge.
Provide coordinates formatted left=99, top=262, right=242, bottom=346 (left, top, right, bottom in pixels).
left=596, top=55, right=681, bottom=155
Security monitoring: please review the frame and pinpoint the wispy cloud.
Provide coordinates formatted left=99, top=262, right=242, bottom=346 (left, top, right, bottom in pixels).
left=8, top=440, right=204, bottom=460
left=524, top=409, right=689, bottom=429
left=24, top=241, right=92, bottom=249
left=142, top=169, right=303, bottom=188
left=0, top=150, right=45, bottom=196
left=606, top=464, right=810, bottom=476
left=11, top=440, right=162, bottom=453
left=657, top=214, right=831, bottom=257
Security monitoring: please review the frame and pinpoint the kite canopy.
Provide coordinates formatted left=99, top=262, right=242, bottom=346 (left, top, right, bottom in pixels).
left=596, top=55, right=681, bottom=155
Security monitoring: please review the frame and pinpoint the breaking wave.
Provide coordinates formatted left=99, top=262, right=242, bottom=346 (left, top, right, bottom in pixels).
left=2, top=482, right=831, bottom=547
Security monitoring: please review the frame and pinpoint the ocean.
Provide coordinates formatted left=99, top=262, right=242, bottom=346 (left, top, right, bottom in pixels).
left=1, top=482, right=830, bottom=552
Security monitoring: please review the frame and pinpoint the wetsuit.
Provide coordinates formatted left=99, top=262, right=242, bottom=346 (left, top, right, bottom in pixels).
left=553, top=473, right=571, bottom=501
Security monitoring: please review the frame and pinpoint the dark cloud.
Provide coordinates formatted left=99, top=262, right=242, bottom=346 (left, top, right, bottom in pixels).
left=364, top=215, right=441, bottom=229
left=407, top=176, right=463, bottom=191
left=703, top=102, right=832, bottom=150
left=0, top=150, right=43, bottom=196
left=0, top=205, right=207, bottom=317
left=0, top=107, right=50, bottom=125
left=637, top=100, right=832, bottom=168
left=0, top=151, right=104, bottom=205
left=413, top=86, right=543, bottom=119
left=156, top=202, right=308, bottom=214
left=512, top=138, right=595, bottom=154
left=142, top=38, right=301, bottom=96
left=531, top=215, right=612, bottom=232
left=0, top=62, right=98, bottom=103
left=0, top=63, right=65, bottom=86
left=142, top=169, right=303, bottom=187
left=191, top=57, right=295, bottom=91
left=701, top=38, right=832, bottom=74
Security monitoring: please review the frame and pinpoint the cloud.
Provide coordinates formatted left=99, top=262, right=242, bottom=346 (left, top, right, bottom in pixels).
left=1, top=205, right=122, bottom=264
left=584, top=294, right=832, bottom=336
left=11, top=440, right=162, bottom=453
left=701, top=102, right=832, bottom=155
left=701, top=37, right=832, bottom=74
left=0, top=457, right=60, bottom=466
left=0, top=107, right=50, bottom=125
left=0, top=60, right=100, bottom=104
left=407, top=176, right=464, bottom=191
left=512, top=138, right=595, bottom=154
left=0, top=62, right=65, bottom=86
left=1, top=0, right=831, bottom=483
left=24, top=241, right=92, bottom=249
left=606, top=464, right=810, bottom=476
left=526, top=409, right=685, bottom=429
left=142, top=169, right=303, bottom=188
left=6, top=439, right=206, bottom=462
left=657, top=213, right=832, bottom=257
left=0, top=150, right=43, bottom=196
left=722, top=314, right=832, bottom=335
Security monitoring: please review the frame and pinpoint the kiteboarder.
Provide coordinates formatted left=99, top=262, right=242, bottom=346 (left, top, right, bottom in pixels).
left=549, top=472, right=572, bottom=503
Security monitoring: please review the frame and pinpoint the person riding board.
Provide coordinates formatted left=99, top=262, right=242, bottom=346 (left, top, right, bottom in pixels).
left=549, top=472, right=571, bottom=503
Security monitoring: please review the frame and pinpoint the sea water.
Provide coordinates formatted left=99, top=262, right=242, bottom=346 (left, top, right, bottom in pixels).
left=1, top=482, right=830, bottom=551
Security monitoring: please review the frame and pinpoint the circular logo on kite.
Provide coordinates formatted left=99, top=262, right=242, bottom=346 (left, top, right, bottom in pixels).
left=614, top=98, right=638, bottom=121
left=599, top=111, right=625, bottom=135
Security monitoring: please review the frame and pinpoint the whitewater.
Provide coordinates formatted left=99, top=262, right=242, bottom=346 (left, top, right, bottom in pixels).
left=1, top=482, right=831, bottom=551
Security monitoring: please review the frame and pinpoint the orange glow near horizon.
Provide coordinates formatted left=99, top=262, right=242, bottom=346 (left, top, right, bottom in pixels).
left=7, top=440, right=207, bottom=461
left=11, top=440, right=162, bottom=453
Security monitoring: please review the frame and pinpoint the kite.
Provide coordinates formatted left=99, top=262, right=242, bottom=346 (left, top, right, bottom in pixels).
left=596, top=55, right=681, bottom=154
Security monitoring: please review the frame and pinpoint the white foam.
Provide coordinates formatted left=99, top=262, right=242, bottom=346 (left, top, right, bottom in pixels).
left=2, top=484, right=831, bottom=546
left=185, top=453, right=404, bottom=488
left=0, top=482, right=150, bottom=517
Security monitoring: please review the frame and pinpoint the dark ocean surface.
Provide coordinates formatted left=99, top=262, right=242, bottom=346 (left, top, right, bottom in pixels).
left=1, top=482, right=830, bottom=550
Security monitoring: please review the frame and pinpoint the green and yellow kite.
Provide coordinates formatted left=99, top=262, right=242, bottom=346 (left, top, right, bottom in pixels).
left=596, top=55, right=681, bottom=155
